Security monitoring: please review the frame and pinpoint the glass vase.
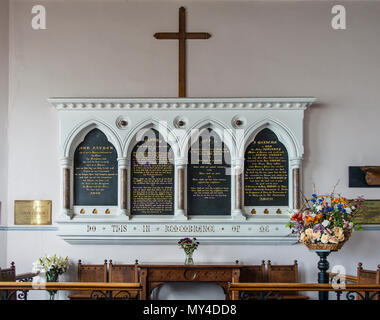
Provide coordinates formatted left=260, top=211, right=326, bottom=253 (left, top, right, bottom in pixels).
left=184, top=251, right=194, bottom=265
left=45, top=270, right=59, bottom=300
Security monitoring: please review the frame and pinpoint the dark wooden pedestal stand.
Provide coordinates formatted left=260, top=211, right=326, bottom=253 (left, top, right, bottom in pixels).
left=314, top=250, right=332, bottom=300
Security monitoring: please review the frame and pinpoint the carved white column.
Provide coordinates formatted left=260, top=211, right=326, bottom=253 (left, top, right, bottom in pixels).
left=118, top=157, right=130, bottom=218
left=174, top=159, right=187, bottom=220
left=231, top=158, right=246, bottom=221
left=60, top=157, right=73, bottom=219
left=290, top=157, right=302, bottom=210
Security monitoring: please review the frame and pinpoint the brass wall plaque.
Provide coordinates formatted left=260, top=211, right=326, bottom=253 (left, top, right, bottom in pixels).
left=14, top=200, right=52, bottom=225
left=354, top=200, right=380, bottom=224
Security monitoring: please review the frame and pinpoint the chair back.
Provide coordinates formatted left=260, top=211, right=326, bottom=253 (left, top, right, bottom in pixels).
left=108, top=260, right=138, bottom=283
left=77, top=259, right=107, bottom=282
left=267, top=260, right=299, bottom=297
left=0, top=262, right=16, bottom=282
left=267, top=260, right=298, bottom=283
left=0, top=262, right=16, bottom=300
left=356, top=262, right=380, bottom=300
left=239, top=260, right=266, bottom=282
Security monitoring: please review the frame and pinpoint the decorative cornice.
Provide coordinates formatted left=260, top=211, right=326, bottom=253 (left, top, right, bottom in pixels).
left=48, top=97, right=316, bottom=111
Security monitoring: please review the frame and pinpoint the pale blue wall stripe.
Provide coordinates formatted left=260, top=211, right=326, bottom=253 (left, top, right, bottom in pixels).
left=0, top=226, right=58, bottom=231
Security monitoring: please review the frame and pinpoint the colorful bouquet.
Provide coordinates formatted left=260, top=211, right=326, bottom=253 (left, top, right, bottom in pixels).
left=286, top=193, right=364, bottom=248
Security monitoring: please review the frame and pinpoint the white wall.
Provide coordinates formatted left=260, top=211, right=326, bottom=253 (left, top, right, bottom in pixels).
left=2, top=0, right=380, bottom=299
left=0, top=0, right=9, bottom=267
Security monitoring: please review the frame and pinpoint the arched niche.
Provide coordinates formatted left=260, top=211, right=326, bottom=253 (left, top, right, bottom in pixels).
left=73, top=128, right=118, bottom=206
left=187, top=128, right=232, bottom=216
left=65, top=119, right=122, bottom=159
left=244, top=128, right=289, bottom=208
left=130, top=128, right=175, bottom=215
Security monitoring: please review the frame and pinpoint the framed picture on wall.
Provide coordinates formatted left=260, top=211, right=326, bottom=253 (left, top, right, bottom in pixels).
left=354, top=200, right=380, bottom=224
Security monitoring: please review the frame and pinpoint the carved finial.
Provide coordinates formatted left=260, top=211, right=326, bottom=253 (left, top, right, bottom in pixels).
left=11, top=261, right=15, bottom=268
left=358, top=262, right=363, bottom=269
left=135, top=259, right=139, bottom=265
left=104, top=259, right=107, bottom=264
left=377, top=264, right=380, bottom=271
left=235, top=260, right=239, bottom=265
left=261, top=260, right=265, bottom=265
left=109, top=259, right=113, bottom=265
left=294, top=260, right=298, bottom=265
left=267, top=260, right=271, bottom=266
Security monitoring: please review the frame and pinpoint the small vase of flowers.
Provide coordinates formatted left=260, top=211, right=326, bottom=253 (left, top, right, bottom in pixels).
left=286, top=192, right=364, bottom=251
left=178, top=237, right=199, bottom=265
left=32, top=254, right=69, bottom=300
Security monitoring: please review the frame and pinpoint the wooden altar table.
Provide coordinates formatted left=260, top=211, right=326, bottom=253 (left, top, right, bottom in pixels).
left=137, top=261, right=242, bottom=300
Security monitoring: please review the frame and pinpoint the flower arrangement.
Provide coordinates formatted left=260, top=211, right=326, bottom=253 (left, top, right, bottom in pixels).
left=32, top=254, right=69, bottom=299
left=32, top=254, right=69, bottom=277
left=178, top=237, right=199, bottom=264
left=286, top=193, right=364, bottom=250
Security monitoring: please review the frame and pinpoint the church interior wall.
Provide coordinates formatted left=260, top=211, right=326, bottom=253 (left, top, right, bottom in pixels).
left=1, top=0, right=380, bottom=299
left=0, top=0, right=9, bottom=267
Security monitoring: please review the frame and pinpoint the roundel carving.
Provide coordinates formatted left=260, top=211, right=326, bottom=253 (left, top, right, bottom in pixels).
left=184, top=269, right=197, bottom=280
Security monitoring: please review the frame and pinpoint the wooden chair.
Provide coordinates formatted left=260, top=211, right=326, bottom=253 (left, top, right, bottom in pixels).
left=0, top=262, right=16, bottom=300
left=267, top=260, right=308, bottom=300
left=356, top=262, right=380, bottom=300
left=68, top=259, right=108, bottom=300
left=108, top=260, right=139, bottom=299
left=239, top=260, right=266, bottom=282
left=238, top=261, right=266, bottom=300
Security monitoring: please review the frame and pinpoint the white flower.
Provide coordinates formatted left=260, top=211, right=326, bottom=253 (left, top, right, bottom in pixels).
left=316, top=205, right=323, bottom=212
left=312, top=231, right=321, bottom=242
left=345, top=207, right=352, bottom=214
left=322, top=220, right=330, bottom=227
left=33, top=254, right=69, bottom=274
left=311, top=213, right=316, bottom=218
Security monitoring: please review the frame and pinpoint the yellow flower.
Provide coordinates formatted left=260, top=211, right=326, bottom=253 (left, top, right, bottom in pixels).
left=337, top=233, right=345, bottom=242
left=321, top=234, right=329, bottom=244
left=329, top=236, right=339, bottom=244
left=305, top=228, right=314, bottom=238
left=333, top=227, right=344, bottom=238
left=300, top=233, right=308, bottom=243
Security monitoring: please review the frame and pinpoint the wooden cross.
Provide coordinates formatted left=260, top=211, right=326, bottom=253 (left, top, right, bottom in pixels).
left=154, top=7, right=211, bottom=98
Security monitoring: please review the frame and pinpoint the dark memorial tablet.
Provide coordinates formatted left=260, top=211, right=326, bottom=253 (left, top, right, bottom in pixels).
left=187, top=129, right=231, bottom=215
left=244, top=128, right=289, bottom=206
left=349, top=166, right=380, bottom=187
left=131, top=129, right=174, bottom=215
left=74, top=129, right=118, bottom=206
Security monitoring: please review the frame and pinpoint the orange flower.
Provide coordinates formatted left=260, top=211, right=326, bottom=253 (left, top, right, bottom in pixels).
left=306, top=216, right=316, bottom=224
